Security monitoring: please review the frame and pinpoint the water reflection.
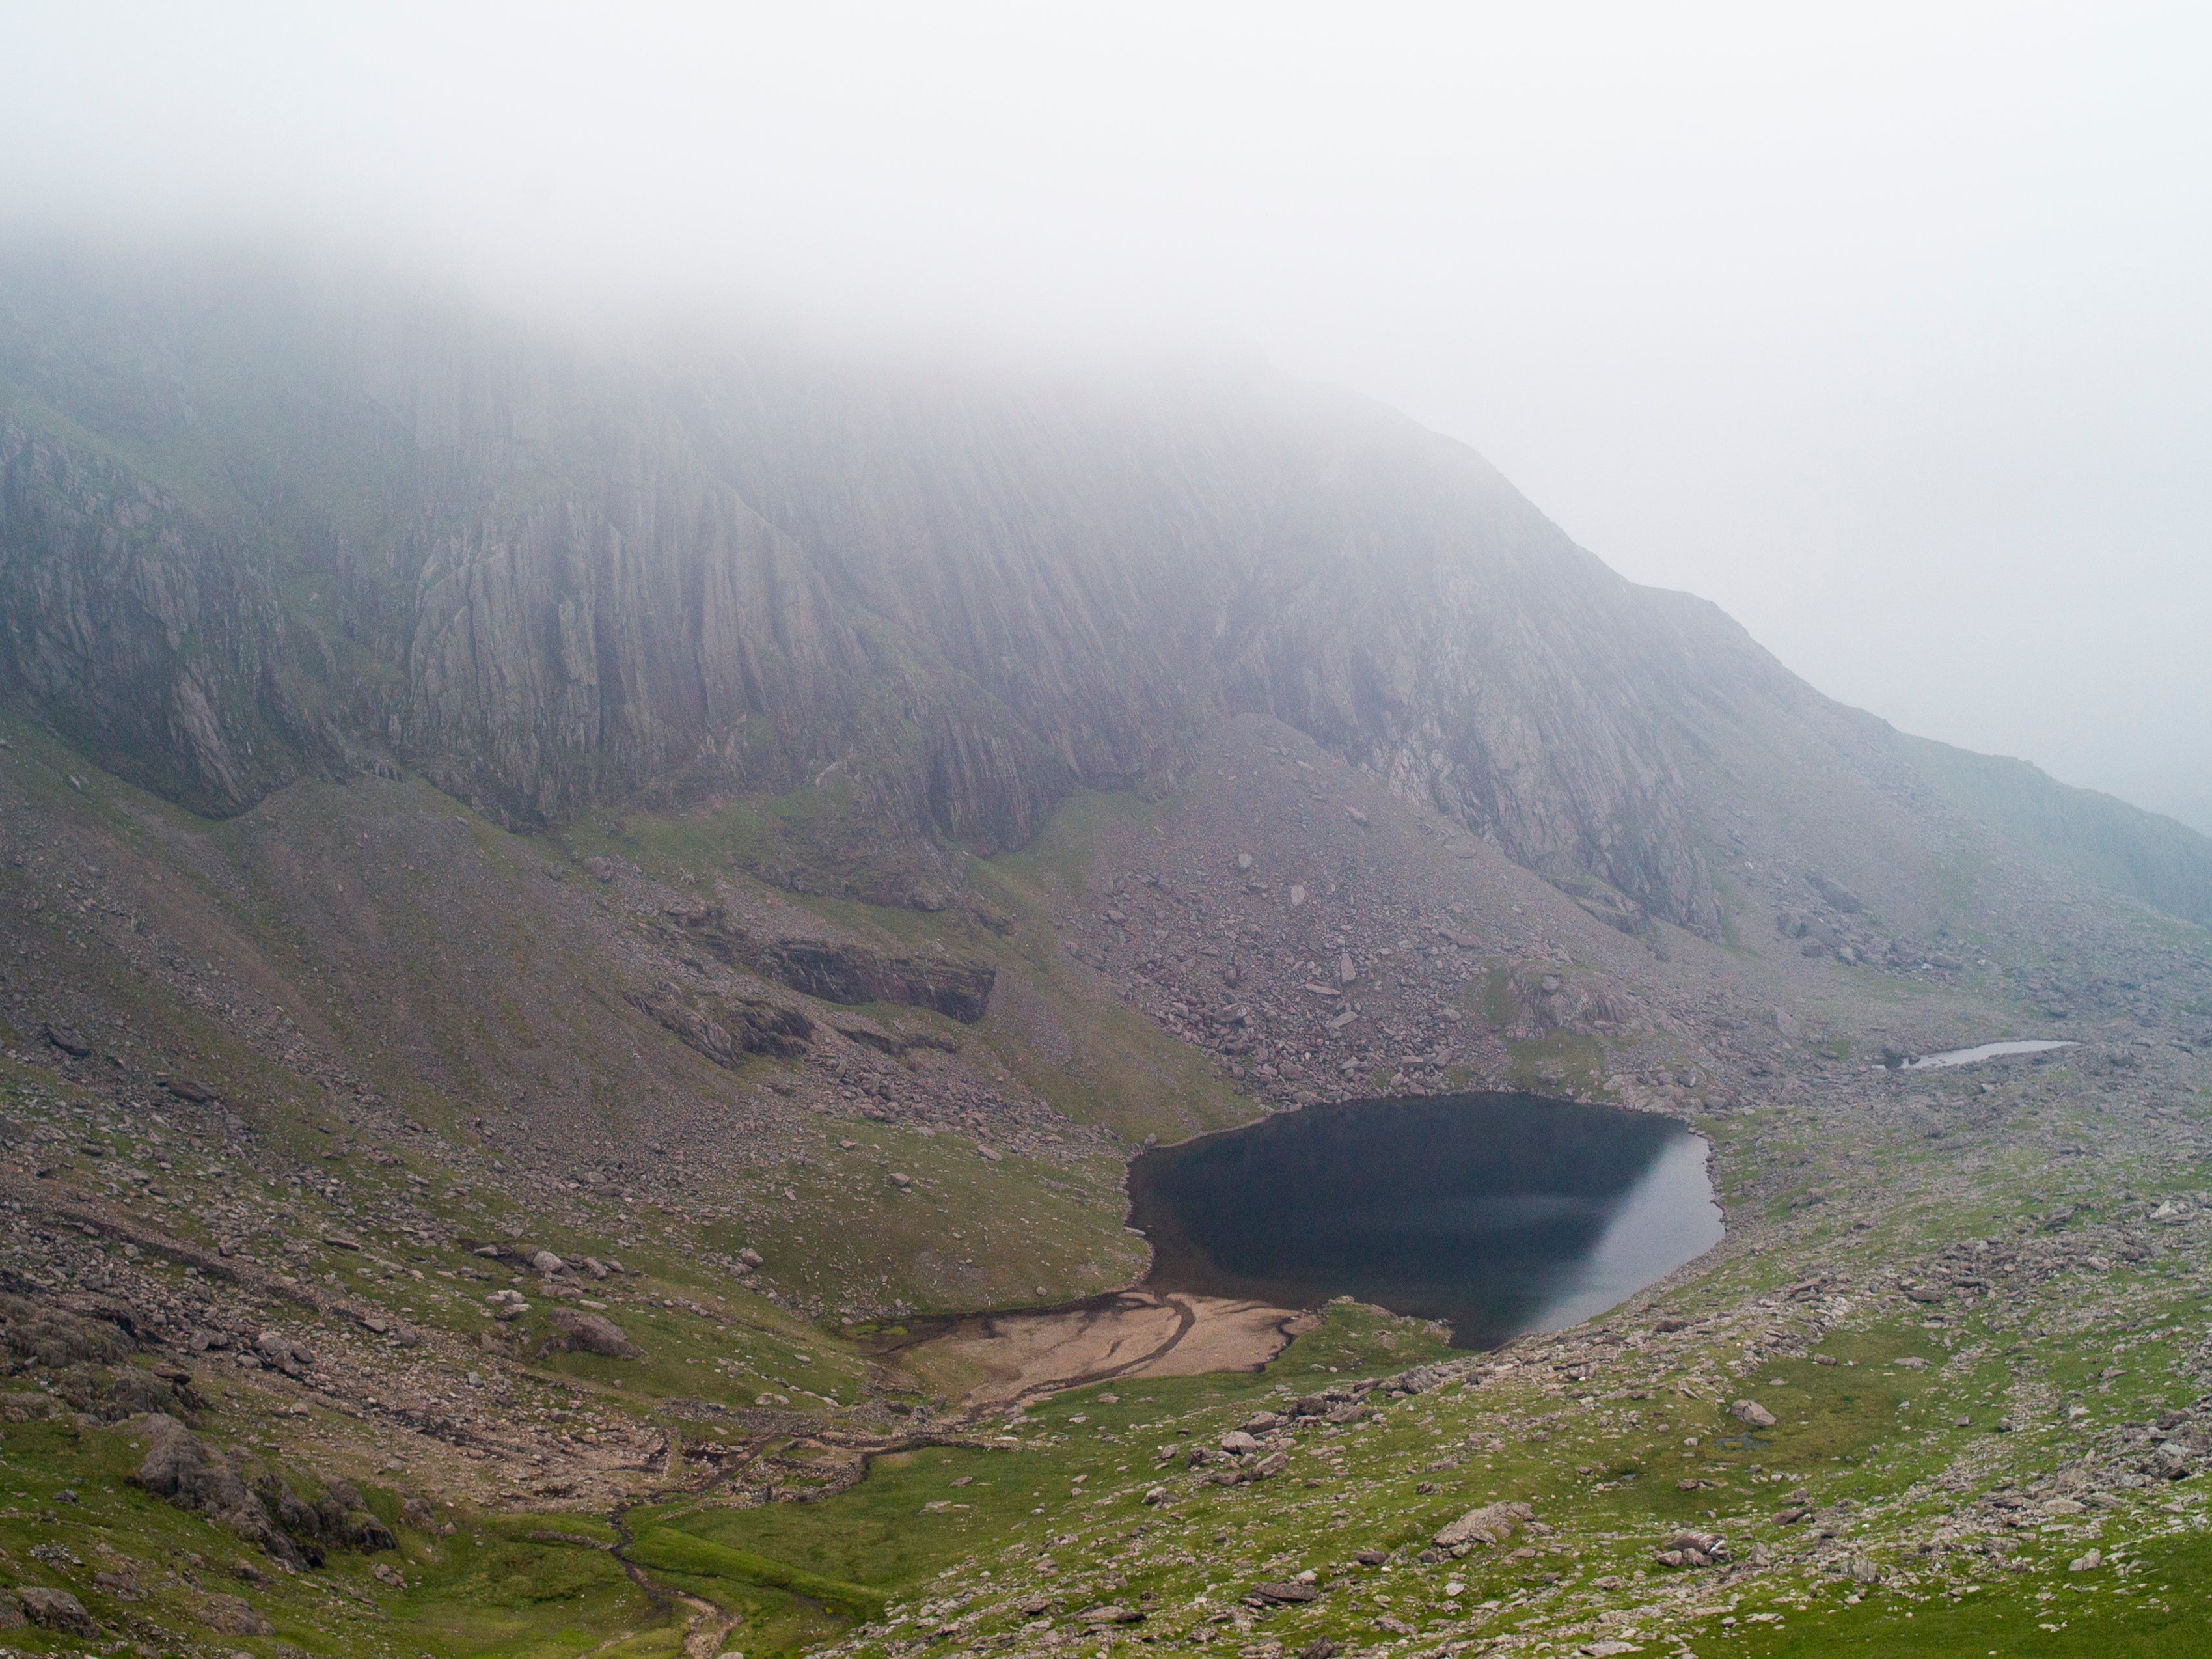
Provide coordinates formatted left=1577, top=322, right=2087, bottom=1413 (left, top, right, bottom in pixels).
left=1126, top=1092, right=1722, bottom=1349
left=1895, top=1039, right=2073, bottom=1070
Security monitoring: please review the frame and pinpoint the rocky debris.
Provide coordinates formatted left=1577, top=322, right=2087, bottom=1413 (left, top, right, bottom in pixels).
left=1251, top=1580, right=1320, bottom=1604
left=672, top=911, right=996, bottom=1021
left=14, top=1585, right=94, bottom=1635
left=1729, top=1398, right=1777, bottom=1427
left=486, top=1289, right=531, bottom=1320
left=1383, top=1364, right=1460, bottom=1395
left=42, top=1022, right=92, bottom=1058
left=539, top=1309, right=642, bottom=1360
left=340, top=1304, right=418, bottom=1343
left=254, top=1330, right=316, bottom=1378
left=2148, top=1441, right=2193, bottom=1479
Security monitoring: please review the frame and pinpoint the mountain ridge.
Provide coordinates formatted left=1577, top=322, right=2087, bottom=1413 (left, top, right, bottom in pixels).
left=3, top=242, right=2209, bottom=944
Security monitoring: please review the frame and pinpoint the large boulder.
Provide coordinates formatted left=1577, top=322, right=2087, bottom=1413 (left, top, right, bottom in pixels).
left=539, top=1309, right=643, bottom=1360
left=1434, top=1501, right=1534, bottom=1550
left=198, top=1593, right=272, bottom=1636
left=1654, top=1529, right=1729, bottom=1569
left=16, top=1587, right=95, bottom=1635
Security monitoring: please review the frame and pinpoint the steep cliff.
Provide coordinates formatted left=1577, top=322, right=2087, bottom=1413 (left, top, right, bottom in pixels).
left=0, top=418, right=326, bottom=814
left=8, top=247, right=2176, bottom=940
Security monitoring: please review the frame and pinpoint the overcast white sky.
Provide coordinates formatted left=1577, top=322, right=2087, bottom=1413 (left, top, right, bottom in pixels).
left=8, top=3, right=2210, bottom=829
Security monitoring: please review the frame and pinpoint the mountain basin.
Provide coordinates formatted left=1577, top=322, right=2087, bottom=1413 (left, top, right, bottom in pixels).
left=1126, top=1091, right=1723, bottom=1351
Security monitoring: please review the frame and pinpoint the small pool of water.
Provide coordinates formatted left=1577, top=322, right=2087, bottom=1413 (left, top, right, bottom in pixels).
left=1895, top=1039, right=2075, bottom=1070
left=1126, top=1092, right=1722, bottom=1350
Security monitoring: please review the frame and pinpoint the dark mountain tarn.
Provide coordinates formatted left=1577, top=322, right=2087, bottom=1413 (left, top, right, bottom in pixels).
left=1128, top=1091, right=1723, bottom=1348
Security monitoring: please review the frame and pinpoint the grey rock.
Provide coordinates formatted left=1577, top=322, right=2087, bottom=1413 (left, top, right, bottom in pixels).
left=636, top=983, right=813, bottom=1064
left=1655, top=1530, right=1729, bottom=1570
left=16, top=1586, right=94, bottom=1634
left=1435, top=1501, right=1533, bottom=1548
left=199, top=1593, right=273, bottom=1636
left=1078, top=1604, right=1143, bottom=1625
left=539, top=1309, right=642, bottom=1360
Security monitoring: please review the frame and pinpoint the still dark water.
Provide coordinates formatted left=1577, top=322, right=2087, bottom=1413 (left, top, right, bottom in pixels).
left=1126, top=1092, right=1722, bottom=1349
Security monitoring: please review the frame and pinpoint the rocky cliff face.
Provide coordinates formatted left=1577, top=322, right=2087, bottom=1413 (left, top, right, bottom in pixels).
left=0, top=420, right=325, bottom=814
left=0, top=249, right=2064, bottom=939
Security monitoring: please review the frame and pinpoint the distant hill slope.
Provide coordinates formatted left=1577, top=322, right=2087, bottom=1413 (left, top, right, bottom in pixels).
left=1898, top=732, right=2212, bottom=927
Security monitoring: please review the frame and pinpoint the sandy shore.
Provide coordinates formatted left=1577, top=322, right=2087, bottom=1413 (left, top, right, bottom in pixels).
left=900, top=1289, right=1318, bottom=1407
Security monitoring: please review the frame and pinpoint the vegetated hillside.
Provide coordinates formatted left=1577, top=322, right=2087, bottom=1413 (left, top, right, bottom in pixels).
left=4, top=685, right=2210, bottom=1659
left=1897, top=732, right=2212, bottom=927
left=13, top=240, right=2144, bottom=946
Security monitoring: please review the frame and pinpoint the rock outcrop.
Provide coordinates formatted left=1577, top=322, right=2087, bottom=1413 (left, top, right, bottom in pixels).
left=0, top=422, right=327, bottom=814
left=672, top=909, right=996, bottom=1021
left=636, top=983, right=814, bottom=1063
left=129, top=1414, right=394, bottom=1568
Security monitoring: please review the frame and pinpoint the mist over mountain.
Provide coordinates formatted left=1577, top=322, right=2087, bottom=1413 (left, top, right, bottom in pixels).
left=7, top=244, right=2207, bottom=942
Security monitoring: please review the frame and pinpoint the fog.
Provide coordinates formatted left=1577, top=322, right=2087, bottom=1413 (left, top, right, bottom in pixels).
left=7, top=3, right=2209, bottom=829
